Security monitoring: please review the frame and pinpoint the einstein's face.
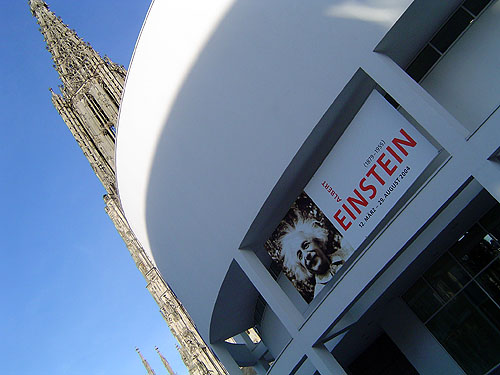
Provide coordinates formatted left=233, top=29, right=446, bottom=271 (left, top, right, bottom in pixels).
left=281, top=219, right=331, bottom=279
left=299, top=237, right=331, bottom=275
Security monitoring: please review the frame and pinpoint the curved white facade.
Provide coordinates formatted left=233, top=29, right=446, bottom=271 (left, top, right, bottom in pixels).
left=117, top=0, right=500, bottom=374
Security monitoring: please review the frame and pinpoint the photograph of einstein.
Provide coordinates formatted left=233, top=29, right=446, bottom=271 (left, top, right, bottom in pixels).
left=264, top=192, right=355, bottom=303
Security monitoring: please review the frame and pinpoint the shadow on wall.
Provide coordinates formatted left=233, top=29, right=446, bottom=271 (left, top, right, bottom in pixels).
left=144, top=0, right=399, bottom=338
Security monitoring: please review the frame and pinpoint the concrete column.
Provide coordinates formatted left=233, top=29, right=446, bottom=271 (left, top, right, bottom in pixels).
left=362, top=52, right=469, bottom=152
left=306, top=345, right=347, bottom=375
left=235, top=249, right=303, bottom=334
left=211, top=342, right=244, bottom=375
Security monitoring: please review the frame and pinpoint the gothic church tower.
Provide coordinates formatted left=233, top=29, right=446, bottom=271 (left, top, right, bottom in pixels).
left=29, top=1, right=228, bottom=374
left=30, top=0, right=120, bottom=194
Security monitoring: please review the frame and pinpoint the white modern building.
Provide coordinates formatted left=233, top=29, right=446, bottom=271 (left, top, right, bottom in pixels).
left=116, top=0, right=500, bottom=374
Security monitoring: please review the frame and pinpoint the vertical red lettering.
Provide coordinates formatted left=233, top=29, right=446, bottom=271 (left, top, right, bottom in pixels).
left=342, top=203, right=356, bottom=220
left=347, top=189, right=368, bottom=215
left=386, top=145, right=403, bottom=163
left=334, top=209, right=352, bottom=231
left=377, top=152, right=397, bottom=176
left=366, top=164, right=385, bottom=185
left=359, top=177, right=377, bottom=199
left=392, top=128, right=417, bottom=156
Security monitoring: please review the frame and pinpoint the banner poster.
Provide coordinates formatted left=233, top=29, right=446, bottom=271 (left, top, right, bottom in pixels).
left=264, top=91, right=438, bottom=303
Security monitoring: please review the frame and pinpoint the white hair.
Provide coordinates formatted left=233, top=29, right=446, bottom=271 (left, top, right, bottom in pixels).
left=280, top=218, right=329, bottom=283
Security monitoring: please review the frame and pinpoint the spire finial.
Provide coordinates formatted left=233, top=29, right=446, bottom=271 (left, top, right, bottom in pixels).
left=29, top=0, right=101, bottom=98
left=28, top=0, right=48, bottom=17
left=155, top=346, right=177, bottom=375
left=136, top=347, right=157, bottom=375
left=29, top=0, right=45, bottom=10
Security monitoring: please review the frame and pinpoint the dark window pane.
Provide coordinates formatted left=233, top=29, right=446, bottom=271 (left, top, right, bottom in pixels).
left=406, top=45, right=441, bottom=82
left=427, top=284, right=500, bottom=375
left=463, top=282, right=500, bottom=331
left=403, top=278, right=443, bottom=322
left=424, top=252, right=470, bottom=302
left=384, top=93, right=399, bottom=109
left=431, top=8, right=474, bottom=53
left=478, top=258, right=500, bottom=306
left=450, top=224, right=499, bottom=276
left=480, top=205, right=500, bottom=240
left=463, top=0, right=491, bottom=16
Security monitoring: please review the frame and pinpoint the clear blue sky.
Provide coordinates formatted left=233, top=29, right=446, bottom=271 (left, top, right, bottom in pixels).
left=1, top=1, right=188, bottom=374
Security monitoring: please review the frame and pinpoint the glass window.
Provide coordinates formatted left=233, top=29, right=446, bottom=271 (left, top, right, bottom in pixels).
left=403, top=278, right=443, bottom=322
left=466, top=282, right=500, bottom=335
left=450, top=224, right=499, bottom=276
left=430, top=8, right=474, bottom=53
left=406, top=45, right=441, bottom=82
left=405, top=201, right=500, bottom=374
left=427, top=283, right=500, bottom=375
left=480, top=205, right=500, bottom=240
left=477, top=258, right=500, bottom=306
left=424, top=252, right=471, bottom=302
left=463, top=0, right=491, bottom=16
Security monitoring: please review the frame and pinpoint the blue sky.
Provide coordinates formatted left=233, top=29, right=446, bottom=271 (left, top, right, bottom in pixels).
left=1, top=1, right=188, bottom=374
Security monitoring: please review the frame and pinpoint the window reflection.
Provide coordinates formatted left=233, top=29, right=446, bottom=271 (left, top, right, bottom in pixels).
left=450, top=225, right=499, bottom=276
left=478, top=258, right=500, bottom=306
left=403, top=278, right=443, bottom=321
left=403, top=203, right=500, bottom=374
left=423, top=252, right=470, bottom=302
left=427, top=283, right=500, bottom=375
left=480, top=205, right=500, bottom=240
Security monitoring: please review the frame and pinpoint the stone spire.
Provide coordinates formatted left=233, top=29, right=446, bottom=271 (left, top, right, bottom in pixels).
left=30, top=0, right=123, bottom=194
left=155, top=346, right=177, bottom=375
left=136, top=347, right=157, bottom=375
left=29, top=0, right=124, bottom=100
left=30, top=2, right=228, bottom=375
left=29, top=0, right=96, bottom=96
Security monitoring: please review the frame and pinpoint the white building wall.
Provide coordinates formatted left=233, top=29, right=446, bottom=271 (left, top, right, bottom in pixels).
left=117, top=1, right=500, bottom=373
left=421, top=0, right=500, bottom=133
